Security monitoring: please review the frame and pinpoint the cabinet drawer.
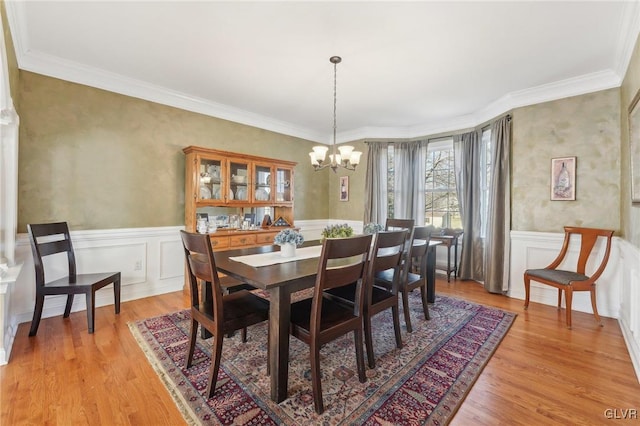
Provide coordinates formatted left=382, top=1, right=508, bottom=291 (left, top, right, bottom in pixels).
left=209, top=236, right=230, bottom=251
left=256, top=232, right=278, bottom=245
left=230, top=234, right=257, bottom=247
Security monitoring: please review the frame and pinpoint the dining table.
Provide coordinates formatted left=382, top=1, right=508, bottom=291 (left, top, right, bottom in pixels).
left=214, top=237, right=440, bottom=403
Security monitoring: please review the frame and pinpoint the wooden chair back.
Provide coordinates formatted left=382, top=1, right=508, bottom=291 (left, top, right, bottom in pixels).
left=547, top=226, right=614, bottom=279
left=180, top=230, right=224, bottom=327
left=408, top=225, right=433, bottom=273
left=385, top=218, right=415, bottom=243
left=28, top=222, right=77, bottom=285
left=312, top=234, right=373, bottom=330
left=369, top=230, right=407, bottom=288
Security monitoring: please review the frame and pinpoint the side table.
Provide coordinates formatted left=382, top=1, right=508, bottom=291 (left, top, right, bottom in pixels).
left=430, top=230, right=463, bottom=282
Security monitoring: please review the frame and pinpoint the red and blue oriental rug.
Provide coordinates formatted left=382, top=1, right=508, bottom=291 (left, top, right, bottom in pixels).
left=129, top=293, right=515, bottom=425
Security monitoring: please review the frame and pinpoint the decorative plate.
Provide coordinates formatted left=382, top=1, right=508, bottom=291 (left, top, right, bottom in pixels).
left=255, top=188, right=268, bottom=201
left=199, top=185, right=212, bottom=199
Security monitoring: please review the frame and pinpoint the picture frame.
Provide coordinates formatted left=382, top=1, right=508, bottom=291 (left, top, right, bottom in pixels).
left=629, top=88, right=640, bottom=203
left=339, top=176, right=349, bottom=201
left=550, top=156, right=576, bottom=201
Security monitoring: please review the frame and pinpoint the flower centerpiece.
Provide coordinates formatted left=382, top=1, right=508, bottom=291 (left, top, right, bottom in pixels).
left=363, top=222, right=384, bottom=235
left=321, top=223, right=354, bottom=239
left=274, top=228, right=304, bottom=257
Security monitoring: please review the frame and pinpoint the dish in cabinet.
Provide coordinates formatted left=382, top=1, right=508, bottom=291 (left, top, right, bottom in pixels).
left=236, top=188, right=247, bottom=200
left=255, top=188, right=269, bottom=201
left=200, top=185, right=212, bottom=199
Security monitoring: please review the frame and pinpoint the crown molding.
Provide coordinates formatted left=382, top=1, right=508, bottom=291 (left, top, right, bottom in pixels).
left=16, top=50, right=326, bottom=143
left=4, top=0, right=636, bottom=145
left=614, top=0, right=640, bottom=78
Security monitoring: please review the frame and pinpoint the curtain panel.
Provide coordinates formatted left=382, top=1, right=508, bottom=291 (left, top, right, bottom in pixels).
left=364, top=142, right=389, bottom=224
left=453, top=130, right=484, bottom=282
left=392, top=141, right=428, bottom=222
left=484, top=115, right=512, bottom=293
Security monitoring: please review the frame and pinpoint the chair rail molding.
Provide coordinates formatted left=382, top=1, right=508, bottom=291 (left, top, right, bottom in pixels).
left=2, top=220, right=333, bottom=363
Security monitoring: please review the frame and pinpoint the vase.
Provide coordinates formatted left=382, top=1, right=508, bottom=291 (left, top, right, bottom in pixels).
left=280, top=242, right=296, bottom=258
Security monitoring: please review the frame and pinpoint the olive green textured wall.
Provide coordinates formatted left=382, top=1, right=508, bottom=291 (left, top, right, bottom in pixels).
left=329, top=139, right=368, bottom=221
left=620, top=32, right=640, bottom=246
left=17, top=72, right=328, bottom=232
left=512, top=88, right=621, bottom=233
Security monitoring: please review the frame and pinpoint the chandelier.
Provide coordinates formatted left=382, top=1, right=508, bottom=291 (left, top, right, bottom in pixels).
left=309, top=56, right=362, bottom=172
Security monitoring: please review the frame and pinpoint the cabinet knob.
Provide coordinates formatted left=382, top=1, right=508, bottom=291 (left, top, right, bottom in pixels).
left=211, top=240, right=218, bottom=247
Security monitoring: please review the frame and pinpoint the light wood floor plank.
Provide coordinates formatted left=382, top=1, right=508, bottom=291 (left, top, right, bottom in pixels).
left=1, top=277, right=638, bottom=425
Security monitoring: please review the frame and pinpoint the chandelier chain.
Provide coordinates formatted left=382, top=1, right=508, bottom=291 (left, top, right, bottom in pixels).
left=333, top=59, right=337, bottom=150
left=309, top=55, right=361, bottom=172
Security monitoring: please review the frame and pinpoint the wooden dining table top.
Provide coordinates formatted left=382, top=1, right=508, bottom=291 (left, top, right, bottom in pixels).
left=214, top=240, right=323, bottom=290
left=215, top=238, right=439, bottom=289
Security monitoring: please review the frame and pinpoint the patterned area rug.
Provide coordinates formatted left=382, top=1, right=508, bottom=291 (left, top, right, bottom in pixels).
left=129, top=293, right=515, bottom=425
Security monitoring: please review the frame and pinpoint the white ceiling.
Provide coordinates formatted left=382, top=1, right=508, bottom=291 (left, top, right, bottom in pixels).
left=5, top=1, right=640, bottom=144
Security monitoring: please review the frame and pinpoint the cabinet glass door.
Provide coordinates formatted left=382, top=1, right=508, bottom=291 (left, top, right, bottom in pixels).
left=253, top=163, right=273, bottom=203
left=275, top=167, right=293, bottom=203
left=199, top=158, right=223, bottom=201
left=228, top=160, right=250, bottom=203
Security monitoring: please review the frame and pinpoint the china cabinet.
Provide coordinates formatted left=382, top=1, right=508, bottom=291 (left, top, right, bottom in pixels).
left=183, top=146, right=296, bottom=251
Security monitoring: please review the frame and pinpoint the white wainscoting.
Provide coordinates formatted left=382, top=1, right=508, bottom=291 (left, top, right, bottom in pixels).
left=509, top=230, right=640, bottom=381
left=1, top=226, right=187, bottom=364
left=1, top=220, right=330, bottom=364
left=4, top=224, right=638, bottom=381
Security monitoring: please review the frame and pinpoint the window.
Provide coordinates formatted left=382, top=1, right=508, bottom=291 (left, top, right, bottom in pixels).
left=386, top=138, right=461, bottom=228
left=424, top=138, right=460, bottom=228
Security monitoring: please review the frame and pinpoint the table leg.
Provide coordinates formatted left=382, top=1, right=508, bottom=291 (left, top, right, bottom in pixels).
left=446, top=244, right=452, bottom=282
left=454, top=239, right=458, bottom=280
left=426, top=245, right=437, bottom=303
left=268, top=285, right=292, bottom=403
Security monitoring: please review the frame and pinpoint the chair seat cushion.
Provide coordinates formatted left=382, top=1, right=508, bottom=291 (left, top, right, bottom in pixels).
left=326, top=283, right=395, bottom=305
left=290, top=296, right=356, bottom=333
left=525, top=268, right=589, bottom=285
left=194, top=290, right=269, bottom=330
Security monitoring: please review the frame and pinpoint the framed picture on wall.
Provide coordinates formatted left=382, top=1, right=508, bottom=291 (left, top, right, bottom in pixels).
left=629, top=88, right=640, bottom=203
left=550, top=156, right=576, bottom=201
left=339, top=176, right=349, bottom=201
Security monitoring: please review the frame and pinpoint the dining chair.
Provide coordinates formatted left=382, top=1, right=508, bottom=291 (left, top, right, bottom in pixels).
left=27, top=222, right=121, bottom=336
left=180, top=230, right=270, bottom=398
left=385, top=218, right=415, bottom=242
left=524, top=226, right=614, bottom=329
left=326, top=230, right=407, bottom=368
left=220, top=275, right=256, bottom=341
left=289, top=234, right=373, bottom=414
left=376, top=225, right=431, bottom=333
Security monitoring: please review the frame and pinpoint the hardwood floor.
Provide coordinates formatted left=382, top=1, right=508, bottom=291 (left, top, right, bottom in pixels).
left=1, top=277, right=638, bottom=425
